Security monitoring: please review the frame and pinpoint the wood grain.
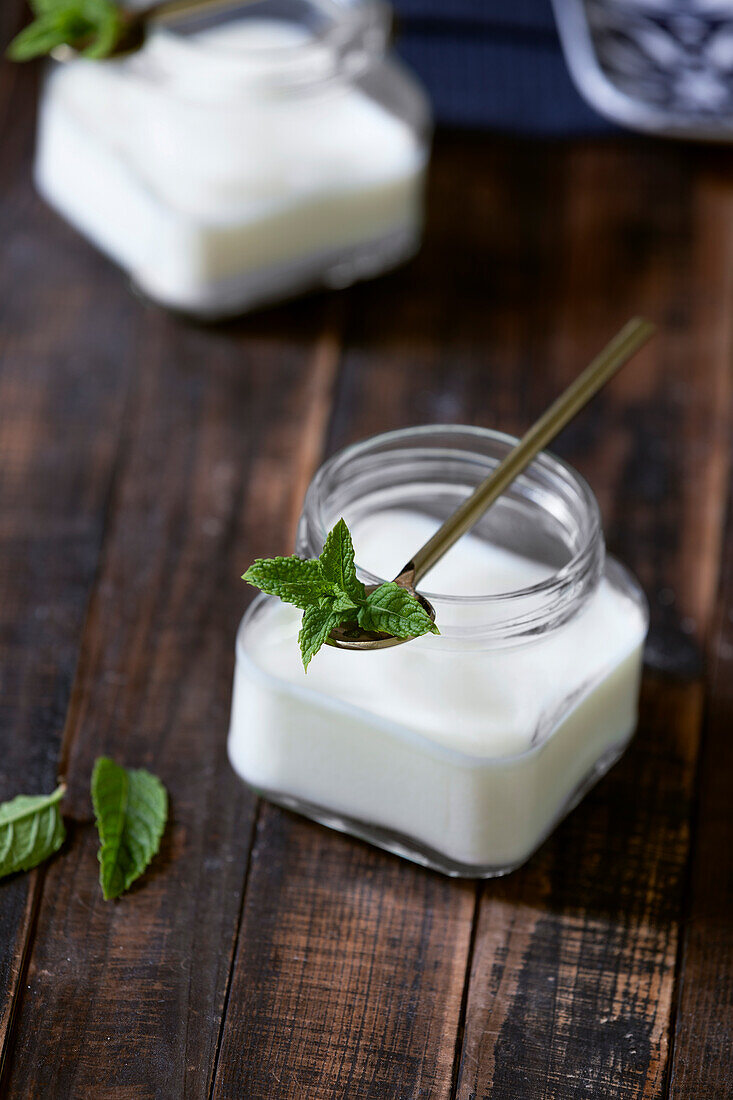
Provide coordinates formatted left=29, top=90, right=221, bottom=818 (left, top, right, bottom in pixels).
left=667, top=531, right=733, bottom=1100
left=0, top=304, right=342, bottom=1098
left=667, top=173, right=733, bottom=1099
left=668, top=621, right=733, bottom=1099
left=212, top=809, right=475, bottom=1100
left=454, top=146, right=733, bottom=1099
left=0, top=53, right=136, bottom=1074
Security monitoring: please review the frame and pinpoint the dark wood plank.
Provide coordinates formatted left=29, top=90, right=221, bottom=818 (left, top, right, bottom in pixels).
left=1, top=300, right=343, bottom=1098
left=454, top=147, right=733, bottom=1099
left=668, top=633, right=733, bottom=1099
left=212, top=809, right=475, bottom=1100
left=0, top=47, right=137, bottom=1073
left=668, top=175, right=733, bottom=1097
left=668, top=554, right=733, bottom=1100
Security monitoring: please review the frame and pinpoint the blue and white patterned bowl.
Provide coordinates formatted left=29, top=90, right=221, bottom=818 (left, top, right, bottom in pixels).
left=553, top=0, right=733, bottom=139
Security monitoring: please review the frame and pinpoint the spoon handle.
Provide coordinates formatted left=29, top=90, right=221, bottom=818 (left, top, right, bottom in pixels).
left=130, top=0, right=254, bottom=28
left=404, top=317, right=655, bottom=587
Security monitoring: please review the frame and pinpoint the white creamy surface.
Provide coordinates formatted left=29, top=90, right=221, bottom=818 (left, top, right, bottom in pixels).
left=228, top=509, right=647, bottom=870
left=35, top=20, right=426, bottom=313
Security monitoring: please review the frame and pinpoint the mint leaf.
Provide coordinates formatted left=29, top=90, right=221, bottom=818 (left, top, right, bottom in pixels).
left=7, top=0, right=124, bottom=61
left=298, top=603, right=341, bottom=671
left=92, top=757, right=167, bottom=900
left=358, top=582, right=439, bottom=639
left=243, top=556, right=330, bottom=610
left=318, top=518, right=366, bottom=605
left=0, top=785, right=66, bottom=879
left=6, top=17, right=68, bottom=59
left=330, top=592, right=360, bottom=614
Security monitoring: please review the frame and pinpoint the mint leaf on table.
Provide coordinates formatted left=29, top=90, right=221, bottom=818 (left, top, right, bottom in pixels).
left=91, top=757, right=167, bottom=901
left=7, top=0, right=124, bottom=61
left=358, top=581, right=440, bottom=639
left=243, top=518, right=439, bottom=670
left=0, top=785, right=66, bottom=880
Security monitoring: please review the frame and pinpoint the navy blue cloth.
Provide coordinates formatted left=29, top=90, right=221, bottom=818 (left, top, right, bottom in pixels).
left=393, top=0, right=557, bottom=32
left=392, top=0, right=612, bottom=134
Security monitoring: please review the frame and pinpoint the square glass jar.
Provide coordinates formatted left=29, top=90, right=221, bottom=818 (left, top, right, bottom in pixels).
left=228, top=426, right=649, bottom=877
left=34, top=0, right=431, bottom=318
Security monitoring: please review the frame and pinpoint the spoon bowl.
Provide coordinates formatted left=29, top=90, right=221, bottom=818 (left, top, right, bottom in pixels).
left=326, top=578, right=436, bottom=651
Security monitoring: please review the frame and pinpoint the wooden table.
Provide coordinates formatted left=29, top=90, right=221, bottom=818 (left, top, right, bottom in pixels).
left=1, top=36, right=732, bottom=1099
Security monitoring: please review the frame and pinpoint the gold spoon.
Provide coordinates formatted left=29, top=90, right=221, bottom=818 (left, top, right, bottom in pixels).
left=327, top=316, right=655, bottom=652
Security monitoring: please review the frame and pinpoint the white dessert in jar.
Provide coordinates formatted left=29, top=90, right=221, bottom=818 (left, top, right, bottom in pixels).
left=228, top=427, right=648, bottom=876
left=34, top=1, right=430, bottom=317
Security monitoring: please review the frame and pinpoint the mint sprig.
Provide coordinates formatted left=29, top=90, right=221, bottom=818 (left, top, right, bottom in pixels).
left=7, top=0, right=124, bottom=61
left=243, top=518, right=439, bottom=670
left=92, top=757, right=168, bottom=900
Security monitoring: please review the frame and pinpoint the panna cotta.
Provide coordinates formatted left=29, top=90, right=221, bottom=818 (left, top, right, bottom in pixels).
left=228, top=427, right=648, bottom=876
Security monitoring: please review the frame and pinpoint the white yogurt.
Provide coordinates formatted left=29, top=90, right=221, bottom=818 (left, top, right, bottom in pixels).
left=34, top=16, right=428, bottom=315
left=228, top=509, right=647, bottom=874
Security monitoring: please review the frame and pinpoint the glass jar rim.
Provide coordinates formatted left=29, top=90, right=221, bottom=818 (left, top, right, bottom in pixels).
left=140, top=0, right=390, bottom=94
left=301, top=424, right=607, bottom=643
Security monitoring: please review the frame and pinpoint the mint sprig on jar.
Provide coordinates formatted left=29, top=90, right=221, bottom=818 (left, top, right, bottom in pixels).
left=243, top=519, right=439, bottom=671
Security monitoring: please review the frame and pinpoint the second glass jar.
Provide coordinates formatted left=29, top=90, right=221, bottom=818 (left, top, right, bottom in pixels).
left=35, top=0, right=431, bottom=317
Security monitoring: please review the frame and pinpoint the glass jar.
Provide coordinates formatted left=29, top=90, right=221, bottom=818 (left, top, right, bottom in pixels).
left=34, top=0, right=431, bottom=318
left=228, top=426, right=649, bottom=877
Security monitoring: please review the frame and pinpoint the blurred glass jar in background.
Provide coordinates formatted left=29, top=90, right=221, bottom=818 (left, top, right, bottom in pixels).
left=35, top=0, right=431, bottom=318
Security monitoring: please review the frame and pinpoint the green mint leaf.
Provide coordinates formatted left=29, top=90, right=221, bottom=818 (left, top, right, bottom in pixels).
left=31, top=0, right=63, bottom=13
left=6, top=16, right=68, bottom=59
left=78, top=0, right=123, bottom=58
left=0, top=785, right=66, bottom=879
left=92, top=757, right=167, bottom=900
left=243, top=556, right=331, bottom=610
left=329, top=592, right=359, bottom=614
left=358, top=582, right=440, bottom=639
left=318, top=518, right=366, bottom=605
left=298, top=603, right=341, bottom=671
left=7, top=0, right=124, bottom=61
